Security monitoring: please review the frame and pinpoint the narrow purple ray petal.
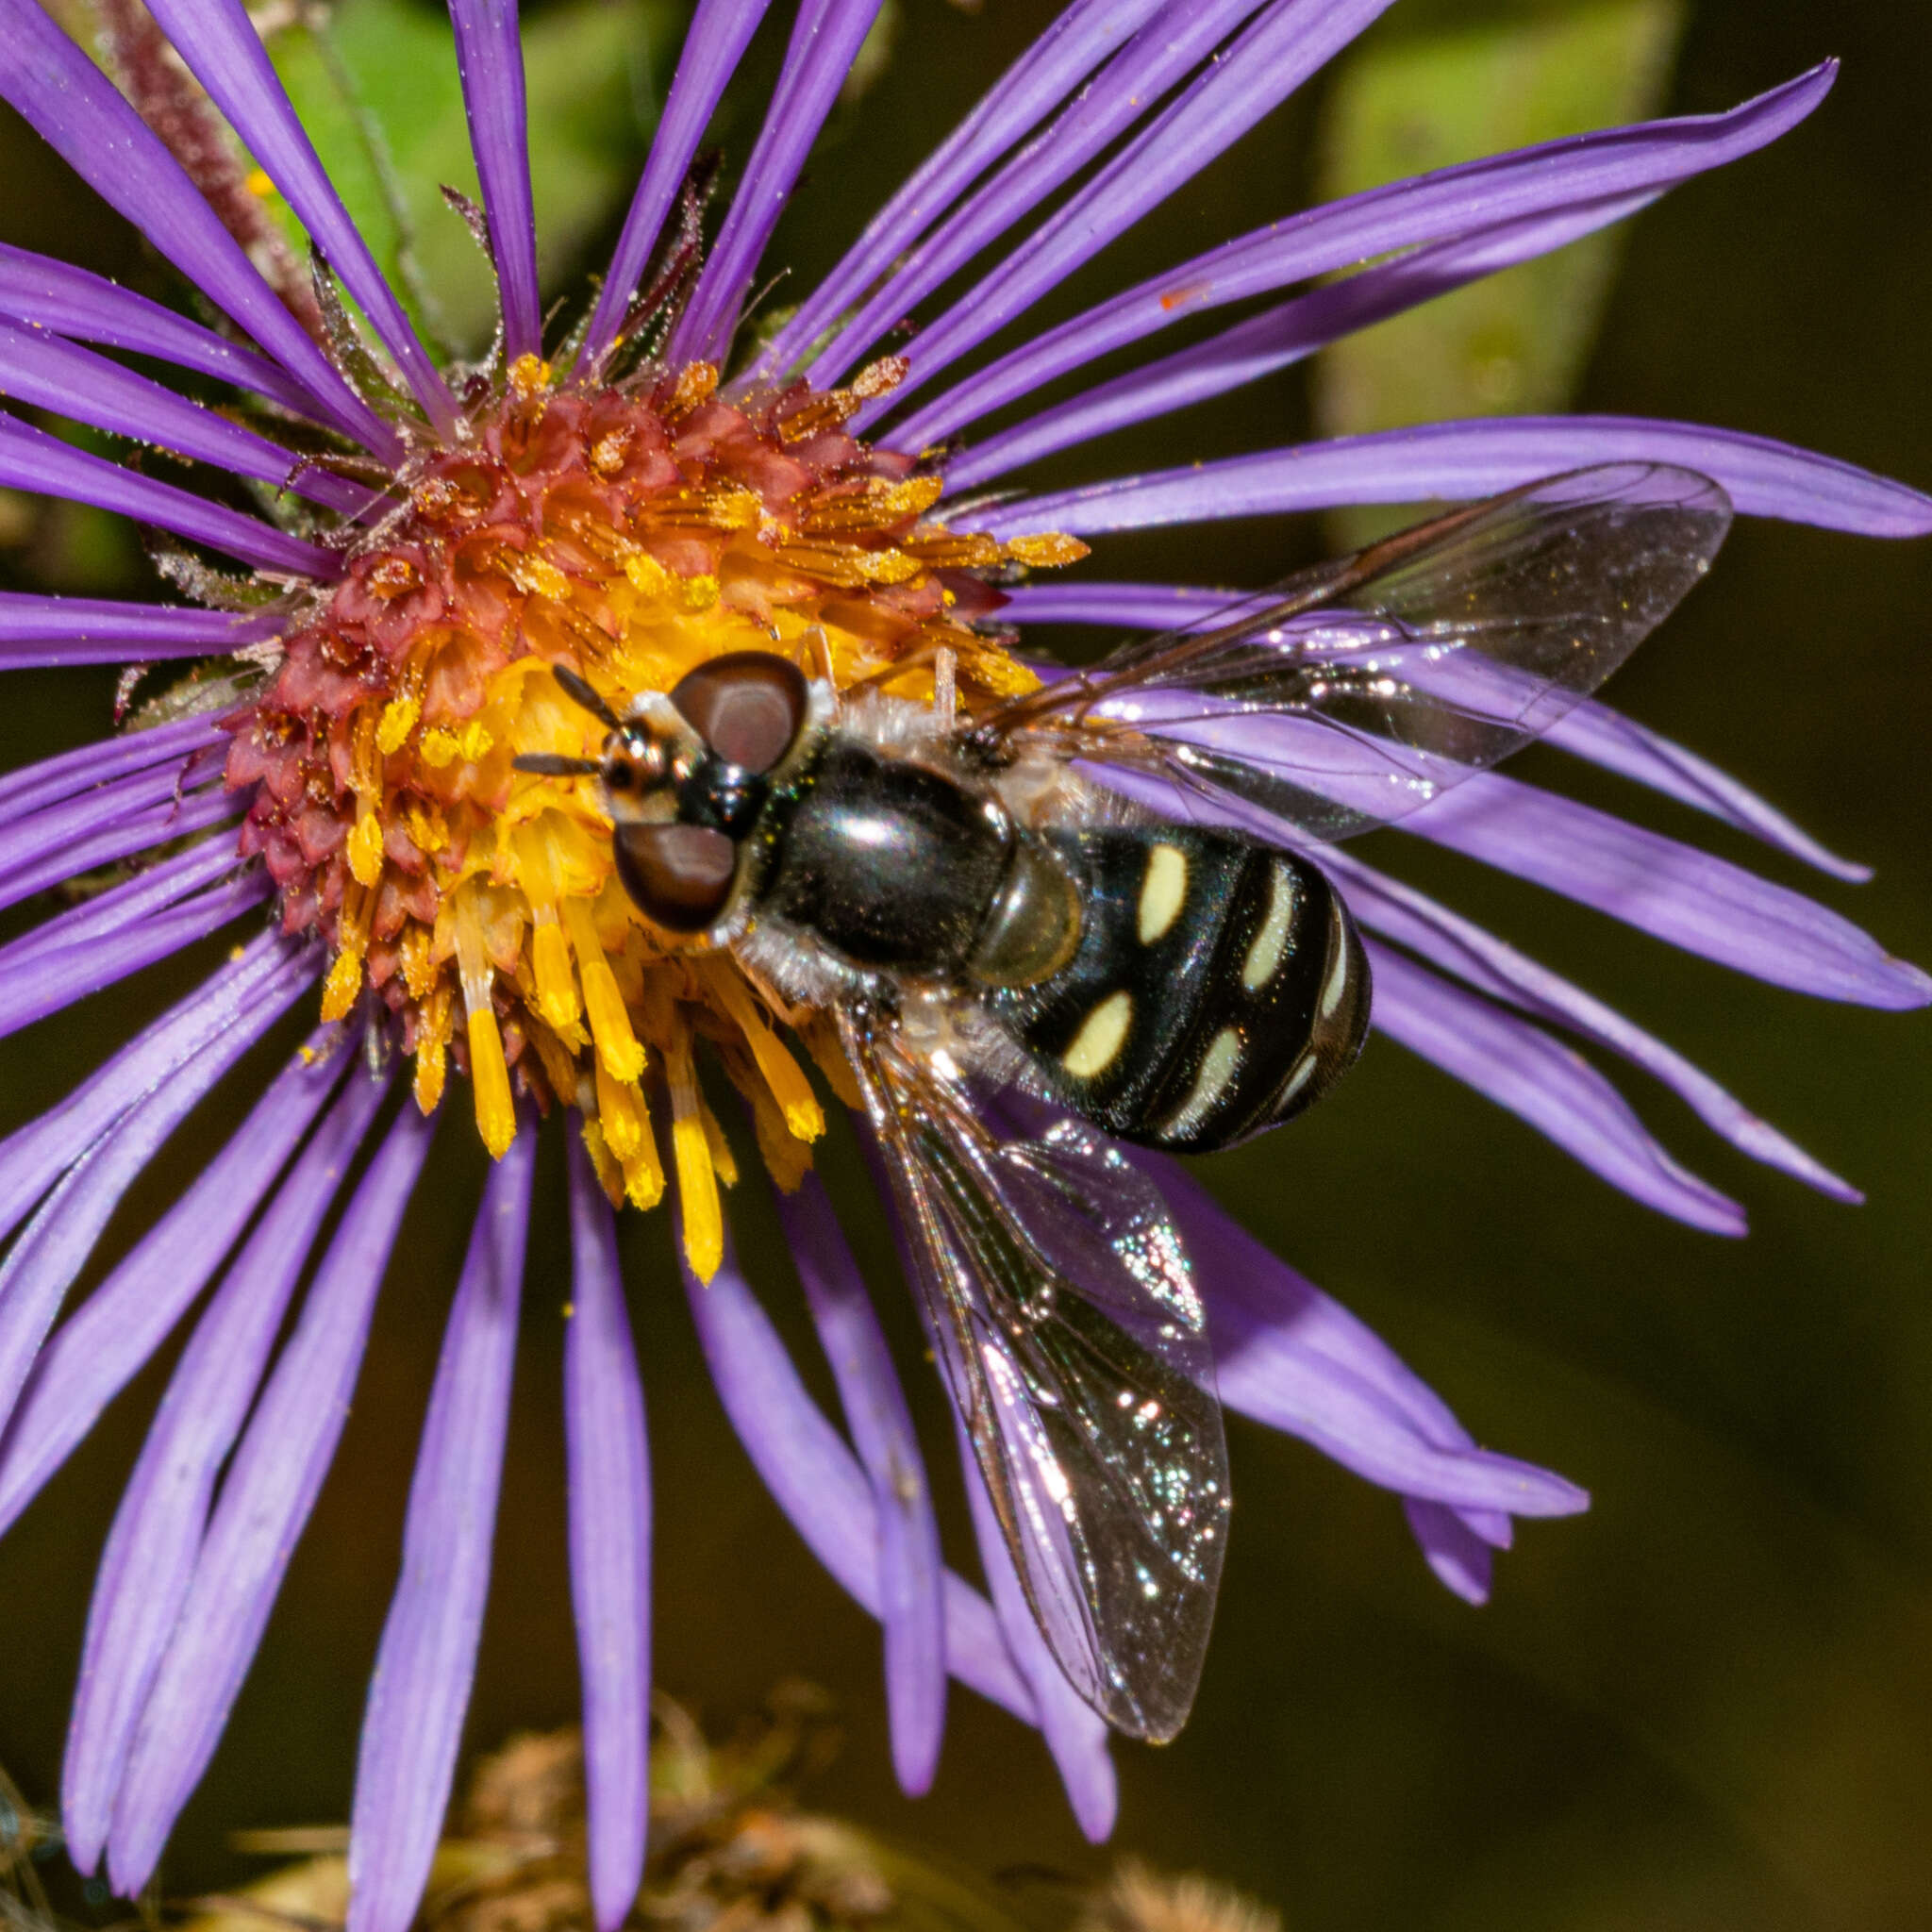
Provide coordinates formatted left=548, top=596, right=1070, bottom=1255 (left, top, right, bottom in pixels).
left=1407, top=772, right=1932, bottom=1008
left=0, top=786, right=240, bottom=918
left=563, top=1133, right=650, bottom=1932
left=0, top=839, right=242, bottom=977
left=0, top=931, right=309, bottom=1250
left=680, top=1221, right=1038, bottom=1726
left=0, top=1029, right=349, bottom=1541
left=1323, top=845, right=1861, bottom=1200
left=0, top=756, right=224, bottom=891
left=1404, top=1499, right=1494, bottom=1606
left=1367, top=939, right=1748, bottom=1232
left=774, top=1174, right=945, bottom=1797
left=0, top=714, right=223, bottom=818
left=863, top=0, right=1399, bottom=419
left=348, top=1127, right=532, bottom=1932
left=898, top=66, right=1830, bottom=451
left=1143, top=1156, right=1589, bottom=1524
left=581, top=0, right=775, bottom=371
left=672, top=0, right=886, bottom=368
left=140, top=0, right=462, bottom=438
left=0, top=414, right=338, bottom=578
left=107, top=1103, right=437, bottom=1897
left=0, top=242, right=326, bottom=423
left=978, top=416, right=1932, bottom=540
left=0, top=322, right=367, bottom=513
left=0, top=952, right=305, bottom=1439
left=0, top=0, right=393, bottom=453
left=942, top=196, right=1657, bottom=487
left=0, top=872, right=272, bottom=1042
left=0, top=592, right=280, bottom=671
left=759, top=0, right=1165, bottom=375
left=954, top=1424, right=1116, bottom=1841
left=62, top=1069, right=388, bottom=1872
left=807, top=0, right=1274, bottom=389
left=449, top=0, right=541, bottom=360
left=1543, top=704, right=1870, bottom=882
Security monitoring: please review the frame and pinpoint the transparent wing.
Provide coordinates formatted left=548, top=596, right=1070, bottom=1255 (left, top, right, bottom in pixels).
left=976, top=463, right=1733, bottom=841
left=841, top=1011, right=1229, bottom=1742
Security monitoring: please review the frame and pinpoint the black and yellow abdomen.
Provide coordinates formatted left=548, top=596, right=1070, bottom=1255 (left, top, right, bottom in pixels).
left=993, top=827, right=1370, bottom=1153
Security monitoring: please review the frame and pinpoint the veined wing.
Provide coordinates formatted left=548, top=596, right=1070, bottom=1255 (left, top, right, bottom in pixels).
left=974, top=464, right=1733, bottom=842
left=842, top=1012, right=1229, bottom=1742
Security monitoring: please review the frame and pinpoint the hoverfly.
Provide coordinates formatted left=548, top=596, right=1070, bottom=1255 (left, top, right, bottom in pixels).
left=517, top=463, right=1733, bottom=1742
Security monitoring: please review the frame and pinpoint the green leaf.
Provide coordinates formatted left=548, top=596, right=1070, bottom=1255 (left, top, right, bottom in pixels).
left=268, top=0, right=680, bottom=358
left=1312, top=0, right=1687, bottom=545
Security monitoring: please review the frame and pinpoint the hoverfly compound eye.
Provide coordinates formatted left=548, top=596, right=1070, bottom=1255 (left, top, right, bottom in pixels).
left=669, top=652, right=808, bottom=773
left=612, top=822, right=738, bottom=933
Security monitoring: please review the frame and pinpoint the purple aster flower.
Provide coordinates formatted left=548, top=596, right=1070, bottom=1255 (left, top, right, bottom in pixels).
left=0, top=0, right=1924, bottom=1926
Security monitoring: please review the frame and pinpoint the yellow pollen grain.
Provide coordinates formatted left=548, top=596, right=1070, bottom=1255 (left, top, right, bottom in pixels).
left=677, top=574, right=721, bottom=612
left=400, top=924, right=438, bottom=1001
left=421, top=727, right=460, bottom=767
left=562, top=897, right=646, bottom=1083
left=347, top=810, right=385, bottom=889
left=512, top=555, right=573, bottom=603
left=508, top=352, right=553, bottom=398
left=456, top=892, right=517, bottom=1159
left=622, top=552, right=671, bottom=597
left=1004, top=532, right=1090, bottom=567
left=666, top=1026, right=722, bottom=1283
left=405, top=801, right=448, bottom=855
left=413, top=988, right=453, bottom=1115
left=320, top=950, right=363, bottom=1023
left=244, top=166, right=275, bottom=199
left=376, top=691, right=422, bottom=754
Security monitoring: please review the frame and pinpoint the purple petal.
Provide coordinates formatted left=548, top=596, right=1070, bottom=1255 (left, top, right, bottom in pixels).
left=953, top=1424, right=1116, bottom=1841
left=449, top=0, right=541, bottom=360
left=0, top=785, right=240, bottom=918
left=0, top=240, right=326, bottom=423
left=672, top=0, right=886, bottom=368
left=0, top=593, right=281, bottom=671
left=862, top=0, right=1399, bottom=419
left=1406, top=772, right=1932, bottom=1008
left=0, top=713, right=224, bottom=817
left=774, top=1173, right=945, bottom=1797
left=1404, top=1499, right=1495, bottom=1606
left=943, top=196, right=1658, bottom=486
left=0, top=932, right=310, bottom=1251
left=0, top=971, right=301, bottom=1441
left=0, top=871, right=272, bottom=1041
left=903, top=66, right=1830, bottom=454
left=1367, top=940, right=1748, bottom=1232
left=1542, top=703, right=1869, bottom=883
left=758, top=0, right=1165, bottom=375
left=680, top=1218, right=1038, bottom=1726
left=1323, top=845, right=1861, bottom=1200
left=978, top=415, right=1932, bottom=540
left=0, top=321, right=368, bottom=512
left=563, top=1133, right=651, bottom=1932
left=107, top=1103, right=438, bottom=1896
left=1147, top=1158, right=1588, bottom=1524
left=581, top=0, right=775, bottom=371
left=807, top=0, right=1277, bottom=391
left=0, top=756, right=221, bottom=887
left=348, top=1127, right=533, bottom=1932
left=142, top=0, right=462, bottom=441
left=0, top=412, right=337, bottom=578
left=0, top=0, right=392, bottom=453
left=0, top=1028, right=349, bottom=1541
left=61, top=1068, right=388, bottom=1871
left=0, top=838, right=241, bottom=975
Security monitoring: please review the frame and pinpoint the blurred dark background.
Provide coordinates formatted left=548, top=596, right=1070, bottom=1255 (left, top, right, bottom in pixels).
left=2, top=1, right=1930, bottom=1927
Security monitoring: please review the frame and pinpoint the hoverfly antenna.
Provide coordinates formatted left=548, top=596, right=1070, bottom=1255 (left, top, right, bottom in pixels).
left=512, top=751, right=603, bottom=776
left=551, top=663, right=622, bottom=729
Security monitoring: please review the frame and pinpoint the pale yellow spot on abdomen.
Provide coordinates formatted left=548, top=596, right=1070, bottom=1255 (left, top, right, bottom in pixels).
left=1061, top=989, right=1135, bottom=1079
left=1137, top=842, right=1189, bottom=944
left=1242, top=862, right=1297, bottom=990
left=1164, top=1025, right=1242, bottom=1140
